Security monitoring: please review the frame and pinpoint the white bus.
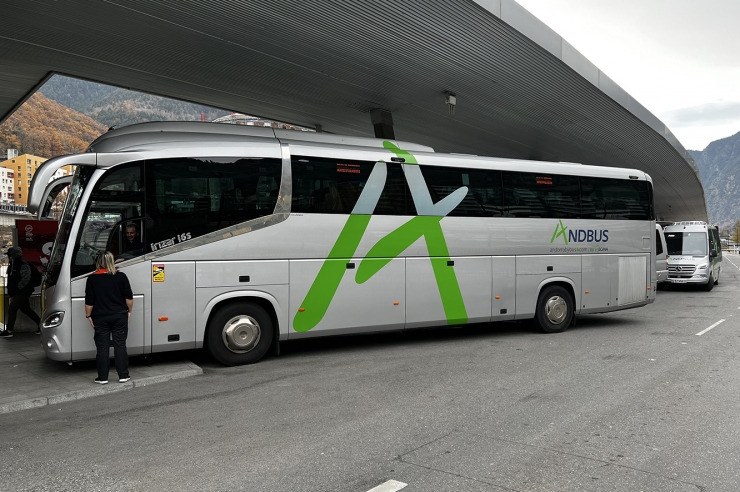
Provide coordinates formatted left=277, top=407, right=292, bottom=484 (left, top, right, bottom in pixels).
left=30, top=122, right=656, bottom=365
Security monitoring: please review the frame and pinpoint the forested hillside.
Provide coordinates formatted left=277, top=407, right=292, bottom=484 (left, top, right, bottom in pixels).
left=0, top=93, right=108, bottom=158
left=39, top=75, right=230, bottom=128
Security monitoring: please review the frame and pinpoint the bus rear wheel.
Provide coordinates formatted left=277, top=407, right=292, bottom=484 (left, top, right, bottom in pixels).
left=207, top=302, right=273, bottom=366
left=535, top=285, right=573, bottom=334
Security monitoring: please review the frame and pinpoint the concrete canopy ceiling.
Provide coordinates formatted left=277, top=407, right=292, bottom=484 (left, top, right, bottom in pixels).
left=0, top=0, right=706, bottom=221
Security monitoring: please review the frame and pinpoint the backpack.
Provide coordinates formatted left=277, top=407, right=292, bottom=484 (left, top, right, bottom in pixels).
left=29, top=263, right=43, bottom=287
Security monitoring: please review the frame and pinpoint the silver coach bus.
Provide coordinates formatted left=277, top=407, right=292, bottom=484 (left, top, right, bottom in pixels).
left=30, top=122, right=656, bottom=366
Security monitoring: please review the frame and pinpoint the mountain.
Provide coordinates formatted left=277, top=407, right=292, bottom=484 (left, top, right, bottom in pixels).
left=0, top=92, right=108, bottom=158
left=38, top=75, right=230, bottom=128
left=690, top=131, right=740, bottom=227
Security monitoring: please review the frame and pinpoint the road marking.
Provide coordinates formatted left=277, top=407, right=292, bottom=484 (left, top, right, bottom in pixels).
left=696, top=319, right=725, bottom=336
left=366, top=480, right=408, bottom=492
left=724, top=256, right=740, bottom=270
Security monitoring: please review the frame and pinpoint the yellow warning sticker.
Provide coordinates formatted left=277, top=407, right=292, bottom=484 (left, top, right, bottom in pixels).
left=152, top=264, right=165, bottom=282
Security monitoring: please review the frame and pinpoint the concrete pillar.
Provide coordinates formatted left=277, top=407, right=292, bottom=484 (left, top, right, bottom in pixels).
left=370, top=109, right=395, bottom=140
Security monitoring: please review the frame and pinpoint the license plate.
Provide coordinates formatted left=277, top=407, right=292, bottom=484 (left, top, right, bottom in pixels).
left=671, top=279, right=687, bottom=283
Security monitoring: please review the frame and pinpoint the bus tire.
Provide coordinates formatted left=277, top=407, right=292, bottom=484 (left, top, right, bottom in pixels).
left=535, top=285, right=573, bottom=334
left=702, top=275, right=714, bottom=292
left=206, top=302, right=273, bottom=366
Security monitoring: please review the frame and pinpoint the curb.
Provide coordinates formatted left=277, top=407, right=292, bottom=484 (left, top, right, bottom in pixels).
left=0, top=366, right=203, bottom=414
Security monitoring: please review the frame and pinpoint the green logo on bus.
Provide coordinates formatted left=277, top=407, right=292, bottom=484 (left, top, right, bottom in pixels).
left=293, top=142, right=469, bottom=332
left=551, top=219, right=569, bottom=245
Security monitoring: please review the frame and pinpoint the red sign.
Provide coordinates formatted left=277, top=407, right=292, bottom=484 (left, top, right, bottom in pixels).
left=16, top=219, right=59, bottom=271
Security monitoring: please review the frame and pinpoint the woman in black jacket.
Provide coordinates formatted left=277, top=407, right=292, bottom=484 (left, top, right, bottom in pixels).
left=84, top=251, right=134, bottom=384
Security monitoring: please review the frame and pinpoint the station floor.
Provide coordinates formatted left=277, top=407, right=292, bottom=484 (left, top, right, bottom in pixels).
left=0, top=332, right=202, bottom=414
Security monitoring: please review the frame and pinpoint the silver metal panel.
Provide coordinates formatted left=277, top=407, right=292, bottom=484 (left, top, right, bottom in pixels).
left=618, top=256, right=647, bottom=306
left=70, top=295, right=145, bottom=360
left=500, top=0, right=561, bottom=58
left=561, top=41, right=599, bottom=87
left=471, top=0, right=501, bottom=18
left=289, top=258, right=405, bottom=337
left=516, top=255, right=581, bottom=275
left=151, top=261, right=196, bottom=352
left=581, top=255, right=616, bottom=312
left=195, top=260, right=289, bottom=288
left=406, top=256, right=492, bottom=328
left=491, top=256, right=516, bottom=321
left=405, top=258, right=446, bottom=329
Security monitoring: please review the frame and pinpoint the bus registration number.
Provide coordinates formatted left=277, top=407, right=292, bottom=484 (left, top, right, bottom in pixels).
left=670, top=279, right=687, bottom=283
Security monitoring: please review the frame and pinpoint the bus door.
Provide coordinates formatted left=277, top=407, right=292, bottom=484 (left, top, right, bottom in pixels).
left=68, top=163, right=147, bottom=359
left=68, top=268, right=147, bottom=359
left=150, top=261, right=196, bottom=352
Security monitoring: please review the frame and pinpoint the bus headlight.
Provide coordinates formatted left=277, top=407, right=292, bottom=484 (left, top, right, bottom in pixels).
left=697, top=264, right=708, bottom=270
left=42, top=311, right=64, bottom=329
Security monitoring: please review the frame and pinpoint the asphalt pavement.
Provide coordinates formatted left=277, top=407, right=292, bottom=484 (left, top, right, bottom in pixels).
left=3, top=255, right=740, bottom=491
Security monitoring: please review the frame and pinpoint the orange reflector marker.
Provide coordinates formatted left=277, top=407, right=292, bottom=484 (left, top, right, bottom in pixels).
left=394, top=302, right=400, bottom=305
left=495, top=295, right=500, bottom=299
left=158, top=317, right=168, bottom=322
left=647, top=286, right=651, bottom=290
left=585, top=290, right=589, bottom=294
left=298, top=307, right=305, bottom=312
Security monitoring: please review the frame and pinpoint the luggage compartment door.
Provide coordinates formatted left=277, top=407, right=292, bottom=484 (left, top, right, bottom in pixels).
left=151, top=261, right=195, bottom=352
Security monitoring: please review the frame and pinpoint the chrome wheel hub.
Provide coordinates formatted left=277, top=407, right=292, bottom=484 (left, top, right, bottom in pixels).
left=222, top=315, right=261, bottom=353
left=545, top=296, right=567, bottom=324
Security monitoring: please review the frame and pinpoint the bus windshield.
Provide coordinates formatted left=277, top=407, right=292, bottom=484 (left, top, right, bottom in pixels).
left=45, top=166, right=95, bottom=286
left=665, top=232, right=707, bottom=256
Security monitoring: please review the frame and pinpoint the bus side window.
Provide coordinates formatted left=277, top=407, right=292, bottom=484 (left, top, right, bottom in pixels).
left=580, top=177, right=651, bottom=221
left=419, top=166, right=503, bottom=217
left=145, top=157, right=282, bottom=252
left=503, top=171, right=579, bottom=219
left=291, top=156, right=375, bottom=214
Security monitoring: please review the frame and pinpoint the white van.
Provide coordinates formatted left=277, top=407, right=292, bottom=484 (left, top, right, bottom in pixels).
left=664, top=221, right=722, bottom=291
left=655, top=224, right=668, bottom=288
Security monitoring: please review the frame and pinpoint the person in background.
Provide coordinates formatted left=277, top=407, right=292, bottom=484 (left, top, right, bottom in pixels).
left=0, top=247, right=41, bottom=338
left=85, top=251, right=134, bottom=384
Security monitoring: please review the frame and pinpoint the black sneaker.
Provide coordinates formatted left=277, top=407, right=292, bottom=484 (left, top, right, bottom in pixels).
left=94, top=378, right=108, bottom=384
left=119, top=377, right=131, bottom=383
left=0, top=330, right=13, bottom=338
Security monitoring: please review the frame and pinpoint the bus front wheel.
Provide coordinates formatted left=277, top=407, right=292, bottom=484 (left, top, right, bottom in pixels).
left=207, top=302, right=273, bottom=366
left=535, top=285, right=573, bottom=334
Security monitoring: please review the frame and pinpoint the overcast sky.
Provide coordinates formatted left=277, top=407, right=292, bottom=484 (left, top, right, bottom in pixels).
left=515, top=0, right=740, bottom=151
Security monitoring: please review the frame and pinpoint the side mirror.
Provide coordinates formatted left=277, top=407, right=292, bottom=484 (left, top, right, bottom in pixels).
left=710, top=249, right=717, bottom=258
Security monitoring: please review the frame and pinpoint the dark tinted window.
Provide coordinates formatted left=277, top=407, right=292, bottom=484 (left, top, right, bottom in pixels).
left=581, top=177, right=652, bottom=220
left=145, top=157, right=282, bottom=252
left=292, top=157, right=373, bottom=214
left=503, top=172, right=579, bottom=218
left=292, top=157, right=415, bottom=215
left=419, top=166, right=502, bottom=217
